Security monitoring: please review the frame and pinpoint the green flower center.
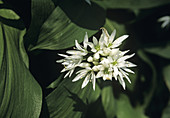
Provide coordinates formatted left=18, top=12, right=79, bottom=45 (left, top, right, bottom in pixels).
left=112, top=61, right=117, bottom=65
left=104, top=68, right=109, bottom=74
left=108, top=43, right=112, bottom=47
left=95, top=45, right=100, bottom=51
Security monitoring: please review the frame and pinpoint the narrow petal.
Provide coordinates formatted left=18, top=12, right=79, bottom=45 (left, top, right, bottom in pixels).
left=123, top=68, right=135, bottom=74
left=111, top=35, right=128, bottom=48
left=83, top=32, right=88, bottom=49
left=58, top=53, right=69, bottom=58
left=93, top=36, right=98, bottom=46
left=64, top=71, right=70, bottom=78
left=117, top=53, right=135, bottom=62
left=72, top=71, right=87, bottom=82
left=79, top=62, right=91, bottom=68
left=91, top=72, right=96, bottom=90
left=75, top=40, right=84, bottom=51
left=118, top=72, right=126, bottom=90
left=81, top=74, right=90, bottom=88
left=120, top=50, right=130, bottom=56
left=125, top=61, right=137, bottom=67
left=69, top=69, right=74, bottom=77
left=113, top=66, right=118, bottom=80
left=56, top=59, right=64, bottom=63
left=120, top=69, right=131, bottom=83
left=109, top=29, right=116, bottom=43
left=66, top=50, right=83, bottom=55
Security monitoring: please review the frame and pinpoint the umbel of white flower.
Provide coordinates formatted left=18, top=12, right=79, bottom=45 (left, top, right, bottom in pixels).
left=57, top=28, right=136, bottom=90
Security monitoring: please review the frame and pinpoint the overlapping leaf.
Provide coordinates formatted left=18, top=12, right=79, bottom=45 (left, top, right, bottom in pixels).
left=0, top=9, right=42, bottom=118
left=46, top=74, right=101, bottom=118
left=27, top=0, right=105, bottom=51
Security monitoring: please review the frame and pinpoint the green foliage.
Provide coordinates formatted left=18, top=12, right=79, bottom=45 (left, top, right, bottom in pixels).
left=0, top=0, right=170, bottom=118
left=0, top=9, right=42, bottom=118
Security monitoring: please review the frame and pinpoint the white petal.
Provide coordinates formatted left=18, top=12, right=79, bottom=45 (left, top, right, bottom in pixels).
left=111, top=35, right=128, bottom=48
left=58, top=53, right=69, bottom=58
left=96, top=71, right=104, bottom=78
left=83, top=32, right=88, bottom=49
left=72, top=71, right=87, bottom=82
left=87, top=56, right=93, bottom=62
left=118, top=72, right=126, bottom=90
left=64, top=71, right=70, bottom=78
left=86, top=42, right=96, bottom=52
left=91, top=72, right=96, bottom=90
left=113, top=66, right=118, bottom=80
left=158, top=16, right=170, bottom=22
left=69, top=69, right=74, bottom=77
left=109, top=29, right=116, bottom=43
left=79, top=62, right=91, bottom=68
left=123, top=68, right=135, bottom=74
left=161, top=21, right=169, bottom=28
left=120, top=69, right=131, bottom=83
left=110, top=48, right=119, bottom=56
left=125, top=61, right=137, bottom=67
left=75, top=40, right=84, bottom=51
left=94, top=52, right=100, bottom=60
left=117, top=53, right=135, bottom=62
left=81, top=74, right=90, bottom=88
left=66, top=50, right=82, bottom=55
left=120, top=50, right=129, bottom=56
left=56, top=59, right=64, bottom=63
left=93, top=36, right=98, bottom=46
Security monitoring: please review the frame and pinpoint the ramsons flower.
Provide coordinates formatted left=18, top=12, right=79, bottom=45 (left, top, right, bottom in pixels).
left=57, top=28, right=136, bottom=90
left=158, top=16, right=170, bottom=28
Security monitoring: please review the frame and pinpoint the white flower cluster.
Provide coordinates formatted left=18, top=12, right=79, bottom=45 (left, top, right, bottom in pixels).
left=57, top=28, right=136, bottom=90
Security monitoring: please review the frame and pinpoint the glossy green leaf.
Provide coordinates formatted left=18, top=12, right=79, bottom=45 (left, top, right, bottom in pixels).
left=46, top=75, right=101, bottom=118
left=102, top=86, right=116, bottom=118
left=116, top=94, right=148, bottom=118
left=28, top=0, right=105, bottom=51
left=0, top=9, right=20, bottom=20
left=0, top=10, right=42, bottom=118
left=163, top=65, right=170, bottom=91
left=144, top=43, right=170, bottom=59
left=92, top=0, right=170, bottom=10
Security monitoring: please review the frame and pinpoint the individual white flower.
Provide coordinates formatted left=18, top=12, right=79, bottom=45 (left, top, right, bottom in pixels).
left=72, top=67, right=96, bottom=90
left=56, top=54, right=83, bottom=78
left=56, top=32, right=89, bottom=78
left=158, top=16, right=170, bottom=28
left=100, top=28, right=129, bottom=49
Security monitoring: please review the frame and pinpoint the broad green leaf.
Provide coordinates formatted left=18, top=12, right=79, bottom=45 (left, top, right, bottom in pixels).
left=144, top=43, right=170, bottom=59
left=24, top=0, right=55, bottom=49
left=46, top=75, right=101, bottom=118
left=0, top=9, right=20, bottom=20
left=162, top=99, right=170, bottom=118
left=28, top=0, right=105, bottom=51
left=0, top=10, right=42, bottom=118
left=102, top=86, right=116, bottom=118
left=163, top=65, right=170, bottom=91
left=116, top=94, right=148, bottom=118
left=92, top=0, right=170, bottom=10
